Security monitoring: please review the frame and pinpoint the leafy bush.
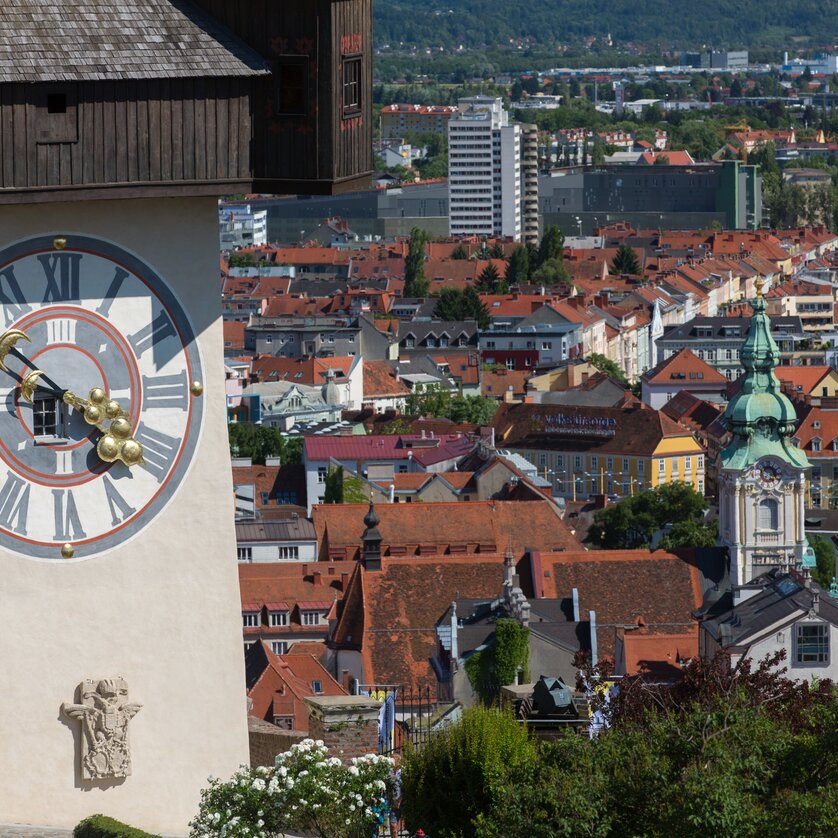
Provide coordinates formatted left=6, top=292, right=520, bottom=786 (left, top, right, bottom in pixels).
left=465, top=618, right=529, bottom=704
left=74, top=815, right=160, bottom=838
left=401, top=706, right=536, bottom=837
left=190, top=739, right=394, bottom=838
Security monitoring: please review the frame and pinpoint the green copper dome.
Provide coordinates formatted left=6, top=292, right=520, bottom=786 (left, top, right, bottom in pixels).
left=720, top=280, right=810, bottom=471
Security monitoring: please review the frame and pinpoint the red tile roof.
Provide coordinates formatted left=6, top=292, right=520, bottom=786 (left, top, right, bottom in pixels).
left=223, top=320, right=246, bottom=350
left=304, top=433, right=474, bottom=467
left=312, top=499, right=581, bottom=562
left=363, top=360, right=411, bottom=398
left=534, top=548, right=703, bottom=658
left=248, top=642, right=347, bottom=730
left=332, top=557, right=507, bottom=690
left=492, top=402, right=699, bottom=457
left=642, top=347, right=727, bottom=385
left=775, top=366, right=833, bottom=395
left=619, top=630, right=698, bottom=677
left=639, top=150, right=695, bottom=165
left=252, top=356, right=354, bottom=385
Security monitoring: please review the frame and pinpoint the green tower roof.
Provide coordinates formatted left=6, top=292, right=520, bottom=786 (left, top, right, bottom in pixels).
left=720, top=278, right=810, bottom=471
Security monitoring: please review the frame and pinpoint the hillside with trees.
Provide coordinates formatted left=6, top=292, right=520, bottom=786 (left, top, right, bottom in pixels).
left=374, top=0, right=827, bottom=50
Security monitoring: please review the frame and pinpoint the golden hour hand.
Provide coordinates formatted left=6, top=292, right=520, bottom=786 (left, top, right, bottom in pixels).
left=0, top=328, right=32, bottom=373
left=62, top=387, right=145, bottom=468
left=0, top=328, right=65, bottom=398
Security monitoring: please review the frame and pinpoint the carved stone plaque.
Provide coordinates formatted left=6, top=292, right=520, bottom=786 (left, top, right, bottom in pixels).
left=61, top=677, right=142, bottom=779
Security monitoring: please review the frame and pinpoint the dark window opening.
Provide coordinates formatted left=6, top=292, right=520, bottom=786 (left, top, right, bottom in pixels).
left=342, top=55, right=362, bottom=117
left=275, top=58, right=308, bottom=115
left=33, top=395, right=65, bottom=438
left=47, top=94, right=67, bottom=114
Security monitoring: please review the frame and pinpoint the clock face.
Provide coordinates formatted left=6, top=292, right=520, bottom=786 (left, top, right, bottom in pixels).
left=0, top=235, right=204, bottom=560
left=757, top=460, right=782, bottom=487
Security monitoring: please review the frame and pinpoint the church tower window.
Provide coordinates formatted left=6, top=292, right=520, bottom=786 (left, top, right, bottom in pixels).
left=758, top=498, right=779, bottom=531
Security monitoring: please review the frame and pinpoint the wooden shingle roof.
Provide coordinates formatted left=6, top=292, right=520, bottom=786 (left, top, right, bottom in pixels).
left=0, top=0, right=270, bottom=83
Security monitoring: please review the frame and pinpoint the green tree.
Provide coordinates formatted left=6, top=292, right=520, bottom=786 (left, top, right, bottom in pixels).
left=586, top=481, right=709, bottom=549
left=401, top=707, right=537, bottom=838
left=404, top=227, right=430, bottom=297
left=451, top=244, right=469, bottom=260
left=532, top=256, right=571, bottom=288
left=476, top=262, right=503, bottom=293
left=433, top=287, right=490, bottom=328
left=536, top=224, right=565, bottom=268
left=448, top=394, right=498, bottom=425
left=228, top=423, right=303, bottom=465
left=588, top=352, right=628, bottom=383
left=653, top=153, right=670, bottom=165
left=505, top=245, right=530, bottom=285
left=610, top=243, right=642, bottom=275
left=809, top=534, right=836, bottom=588
left=489, top=241, right=506, bottom=258
left=322, top=465, right=369, bottom=504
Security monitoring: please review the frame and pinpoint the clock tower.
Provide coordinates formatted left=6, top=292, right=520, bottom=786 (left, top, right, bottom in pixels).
left=0, top=1, right=371, bottom=833
left=718, top=278, right=813, bottom=593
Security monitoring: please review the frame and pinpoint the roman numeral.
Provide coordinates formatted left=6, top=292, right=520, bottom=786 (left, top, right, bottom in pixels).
left=46, top=318, right=77, bottom=344
left=134, top=422, right=180, bottom=482
left=142, top=370, right=189, bottom=410
left=0, top=265, right=33, bottom=327
left=102, top=475, right=136, bottom=526
left=52, top=488, right=86, bottom=541
left=128, top=312, right=176, bottom=360
left=39, top=252, right=82, bottom=304
left=54, top=449, right=74, bottom=475
left=96, top=266, right=129, bottom=318
left=0, top=472, right=30, bottom=534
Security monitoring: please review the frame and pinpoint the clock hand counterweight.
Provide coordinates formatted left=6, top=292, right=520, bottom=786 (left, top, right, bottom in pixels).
left=0, top=328, right=145, bottom=468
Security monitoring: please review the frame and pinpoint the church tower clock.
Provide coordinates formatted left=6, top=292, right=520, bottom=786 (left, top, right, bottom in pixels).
left=718, top=278, right=812, bottom=592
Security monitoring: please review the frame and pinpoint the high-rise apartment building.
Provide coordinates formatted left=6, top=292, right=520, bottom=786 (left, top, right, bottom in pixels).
left=448, top=96, right=522, bottom=240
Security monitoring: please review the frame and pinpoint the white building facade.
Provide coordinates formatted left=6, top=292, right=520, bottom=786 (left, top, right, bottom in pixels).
left=448, top=96, right=521, bottom=240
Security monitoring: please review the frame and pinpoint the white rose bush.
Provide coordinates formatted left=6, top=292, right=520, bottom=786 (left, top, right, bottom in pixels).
left=190, top=739, right=395, bottom=838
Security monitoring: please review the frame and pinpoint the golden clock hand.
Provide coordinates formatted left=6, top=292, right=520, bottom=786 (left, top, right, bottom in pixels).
left=63, top=387, right=145, bottom=469
left=0, top=328, right=72, bottom=398
left=0, top=328, right=31, bottom=373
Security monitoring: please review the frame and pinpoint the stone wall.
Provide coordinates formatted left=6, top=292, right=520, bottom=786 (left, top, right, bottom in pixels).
left=305, top=696, right=380, bottom=762
left=248, top=717, right=307, bottom=767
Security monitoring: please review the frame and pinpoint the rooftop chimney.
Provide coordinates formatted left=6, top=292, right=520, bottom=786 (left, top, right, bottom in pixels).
left=313, top=570, right=322, bottom=586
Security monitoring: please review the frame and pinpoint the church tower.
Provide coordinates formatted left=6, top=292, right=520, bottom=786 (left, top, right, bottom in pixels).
left=718, top=278, right=813, bottom=592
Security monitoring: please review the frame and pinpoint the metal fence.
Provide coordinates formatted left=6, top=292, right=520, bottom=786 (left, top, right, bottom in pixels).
left=355, top=683, right=437, bottom=756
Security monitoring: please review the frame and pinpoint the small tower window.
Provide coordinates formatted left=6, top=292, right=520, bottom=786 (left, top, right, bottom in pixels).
left=758, top=498, right=779, bottom=531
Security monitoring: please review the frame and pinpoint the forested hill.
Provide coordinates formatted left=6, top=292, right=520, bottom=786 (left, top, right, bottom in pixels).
left=373, top=0, right=829, bottom=51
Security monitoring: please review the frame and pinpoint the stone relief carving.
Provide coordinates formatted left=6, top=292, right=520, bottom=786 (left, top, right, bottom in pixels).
left=61, top=677, right=142, bottom=780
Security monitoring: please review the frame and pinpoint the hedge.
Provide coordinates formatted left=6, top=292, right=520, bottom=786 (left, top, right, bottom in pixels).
left=74, top=814, right=161, bottom=838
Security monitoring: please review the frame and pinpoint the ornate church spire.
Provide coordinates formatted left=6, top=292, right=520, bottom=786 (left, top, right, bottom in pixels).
left=721, top=278, right=808, bottom=472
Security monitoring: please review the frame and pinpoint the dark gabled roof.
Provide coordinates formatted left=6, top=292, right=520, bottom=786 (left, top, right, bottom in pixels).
left=235, top=518, right=317, bottom=543
left=0, top=0, right=271, bottom=83
left=659, top=316, right=804, bottom=343
left=398, top=321, right=478, bottom=342
left=702, top=574, right=838, bottom=647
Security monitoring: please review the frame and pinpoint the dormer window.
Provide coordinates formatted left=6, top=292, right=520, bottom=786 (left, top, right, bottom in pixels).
left=812, top=438, right=822, bottom=452
left=813, top=420, right=821, bottom=430
left=269, top=610, right=289, bottom=627
left=242, top=610, right=260, bottom=628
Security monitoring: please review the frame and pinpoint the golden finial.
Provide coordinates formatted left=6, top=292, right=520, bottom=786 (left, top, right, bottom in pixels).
left=755, top=277, right=765, bottom=299
left=53, top=236, right=67, bottom=250
left=190, top=381, right=204, bottom=397
left=61, top=543, right=75, bottom=559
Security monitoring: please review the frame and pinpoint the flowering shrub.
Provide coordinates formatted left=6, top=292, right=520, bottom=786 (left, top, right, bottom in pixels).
left=190, top=739, right=394, bottom=838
